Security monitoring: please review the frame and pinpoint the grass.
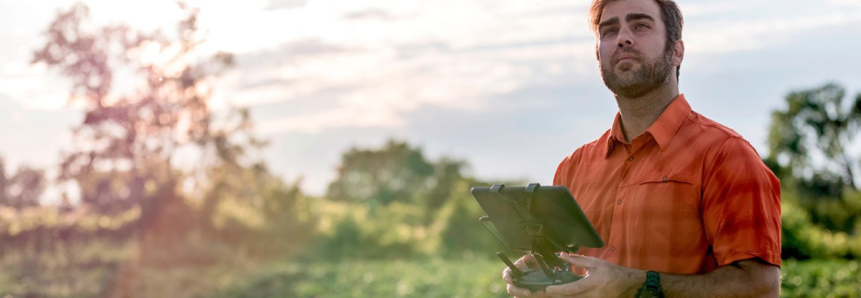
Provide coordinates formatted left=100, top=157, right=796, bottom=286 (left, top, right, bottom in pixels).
left=2, top=244, right=860, bottom=298
left=781, top=258, right=861, bottom=298
left=214, top=257, right=511, bottom=298
left=215, top=257, right=861, bottom=298
left=0, top=240, right=262, bottom=298
left=0, top=240, right=128, bottom=298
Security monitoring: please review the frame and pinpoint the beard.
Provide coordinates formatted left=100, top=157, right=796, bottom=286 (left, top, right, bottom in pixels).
left=599, top=46, right=673, bottom=98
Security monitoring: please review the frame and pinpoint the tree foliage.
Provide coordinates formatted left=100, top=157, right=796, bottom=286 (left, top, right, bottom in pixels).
left=31, top=2, right=263, bottom=229
left=767, top=82, right=861, bottom=260
left=768, top=83, right=861, bottom=191
left=0, top=158, right=46, bottom=210
left=326, top=139, right=466, bottom=221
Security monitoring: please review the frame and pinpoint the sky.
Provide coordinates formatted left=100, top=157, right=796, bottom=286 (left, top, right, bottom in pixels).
left=1, top=0, right=861, bottom=199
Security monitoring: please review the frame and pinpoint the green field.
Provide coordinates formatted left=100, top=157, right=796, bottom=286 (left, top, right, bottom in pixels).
left=2, top=248, right=860, bottom=298
left=213, top=258, right=861, bottom=298
left=215, top=258, right=510, bottom=298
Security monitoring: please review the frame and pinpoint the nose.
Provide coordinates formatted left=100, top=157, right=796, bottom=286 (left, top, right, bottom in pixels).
left=616, top=29, right=633, bottom=48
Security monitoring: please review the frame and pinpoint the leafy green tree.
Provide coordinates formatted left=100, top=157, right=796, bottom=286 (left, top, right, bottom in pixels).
left=328, top=140, right=434, bottom=205
left=768, top=83, right=861, bottom=191
left=435, top=178, right=510, bottom=258
left=768, top=82, right=861, bottom=234
left=327, top=139, right=466, bottom=220
left=319, top=140, right=522, bottom=259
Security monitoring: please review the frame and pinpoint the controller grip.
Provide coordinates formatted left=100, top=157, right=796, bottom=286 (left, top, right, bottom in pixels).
left=514, top=268, right=583, bottom=292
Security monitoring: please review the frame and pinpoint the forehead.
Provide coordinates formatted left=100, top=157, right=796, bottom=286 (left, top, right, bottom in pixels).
left=600, top=0, right=661, bottom=23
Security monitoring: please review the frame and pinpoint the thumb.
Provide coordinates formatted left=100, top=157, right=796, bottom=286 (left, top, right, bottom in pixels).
left=560, top=253, right=602, bottom=269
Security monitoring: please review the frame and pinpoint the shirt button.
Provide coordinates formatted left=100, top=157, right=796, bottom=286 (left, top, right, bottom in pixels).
left=617, top=199, right=622, bottom=205
left=610, top=246, right=616, bottom=252
left=662, top=176, right=668, bottom=182
left=627, top=156, right=634, bottom=161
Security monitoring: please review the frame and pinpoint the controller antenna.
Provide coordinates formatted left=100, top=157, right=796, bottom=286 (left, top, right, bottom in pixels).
left=497, top=252, right=523, bottom=279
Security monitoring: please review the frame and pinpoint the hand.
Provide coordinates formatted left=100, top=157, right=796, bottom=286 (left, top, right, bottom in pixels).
left=544, top=254, right=643, bottom=298
left=501, top=254, right=552, bottom=297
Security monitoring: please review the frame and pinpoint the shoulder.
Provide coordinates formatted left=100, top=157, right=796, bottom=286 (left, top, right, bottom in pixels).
left=559, top=129, right=611, bottom=167
left=684, top=112, right=776, bottom=183
left=681, top=111, right=763, bottom=156
left=555, top=130, right=610, bottom=183
left=685, top=111, right=744, bottom=140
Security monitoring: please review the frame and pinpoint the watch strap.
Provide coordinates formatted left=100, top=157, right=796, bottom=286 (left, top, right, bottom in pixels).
left=636, top=270, right=663, bottom=298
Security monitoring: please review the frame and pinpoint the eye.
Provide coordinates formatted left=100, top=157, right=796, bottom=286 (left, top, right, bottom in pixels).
left=635, top=23, right=650, bottom=30
left=602, top=29, right=618, bottom=38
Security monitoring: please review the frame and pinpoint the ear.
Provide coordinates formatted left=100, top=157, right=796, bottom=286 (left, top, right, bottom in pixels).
left=673, top=39, right=685, bottom=67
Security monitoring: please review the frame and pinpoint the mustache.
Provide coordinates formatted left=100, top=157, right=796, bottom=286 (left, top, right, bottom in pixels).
left=612, top=47, right=641, bottom=63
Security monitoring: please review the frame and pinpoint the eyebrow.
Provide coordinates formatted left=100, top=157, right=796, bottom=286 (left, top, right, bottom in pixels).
left=597, top=13, right=657, bottom=32
left=625, top=13, right=655, bottom=23
left=597, top=17, right=620, bottom=32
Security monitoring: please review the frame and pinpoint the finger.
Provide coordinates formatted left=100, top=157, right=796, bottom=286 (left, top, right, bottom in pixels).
left=514, top=256, right=528, bottom=269
left=544, top=274, right=599, bottom=297
left=559, top=253, right=602, bottom=269
left=503, top=267, right=513, bottom=284
left=523, top=253, right=538, bottom=267
left=545, top=283, right=585, bottom=297
left=507, top=283, right=532, bottom=297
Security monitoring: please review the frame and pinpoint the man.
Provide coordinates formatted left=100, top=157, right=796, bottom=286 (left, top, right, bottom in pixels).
left=502, top=0, right=782, bottom=297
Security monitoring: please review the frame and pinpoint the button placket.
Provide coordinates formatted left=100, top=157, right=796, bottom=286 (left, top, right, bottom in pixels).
left=610, top=156, right=632, bottom=260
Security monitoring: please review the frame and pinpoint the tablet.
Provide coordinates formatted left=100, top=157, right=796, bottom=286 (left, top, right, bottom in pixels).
left=471, top=184, right=604, bottom=253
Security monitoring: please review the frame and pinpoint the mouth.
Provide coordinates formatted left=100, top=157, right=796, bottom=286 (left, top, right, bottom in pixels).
left=615, top=56, right=637, bottom=65
left=617, top=58, right=635, bottom=64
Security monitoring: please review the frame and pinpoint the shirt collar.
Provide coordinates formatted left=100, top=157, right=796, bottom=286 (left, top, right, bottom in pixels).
left=604, top=94, right=691, bottom=158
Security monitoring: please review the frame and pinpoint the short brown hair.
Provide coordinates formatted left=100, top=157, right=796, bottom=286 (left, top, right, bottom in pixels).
left=589, top=0, right=684, bottom=80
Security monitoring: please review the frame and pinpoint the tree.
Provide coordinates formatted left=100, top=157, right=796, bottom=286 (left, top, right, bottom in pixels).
left=326, top=139, right=466, bottom=219
left=767, top=82, right=861, bottom=233
left=32, top=2, right=259, bottom=219
left=0, top=157, right=46, bottom=210
left=767, top=83, right=861, bottom=191
left=23, top=3, right=315, bottom=296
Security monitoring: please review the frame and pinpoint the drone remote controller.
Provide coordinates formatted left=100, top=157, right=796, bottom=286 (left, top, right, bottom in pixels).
left=471, top=184, right=604, bottom=293
left=498, top=252, right=583, bottom=292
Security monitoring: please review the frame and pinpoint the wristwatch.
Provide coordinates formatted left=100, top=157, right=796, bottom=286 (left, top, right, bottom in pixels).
left=636, top=270, right=663, bottom=298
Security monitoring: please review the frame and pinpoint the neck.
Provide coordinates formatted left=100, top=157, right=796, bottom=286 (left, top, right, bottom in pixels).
left=615, top=83, right=679, bottom=142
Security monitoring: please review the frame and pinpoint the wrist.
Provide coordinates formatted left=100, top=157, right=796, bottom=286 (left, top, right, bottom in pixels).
left=622, top=268, right=647, bottom=297
left=636, top=270, right=664, bottom=298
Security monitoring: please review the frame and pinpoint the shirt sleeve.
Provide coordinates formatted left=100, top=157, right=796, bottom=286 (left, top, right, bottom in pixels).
left=553, top=149, right=581, bottom=186
left=553, top=159, right=566, bottom=186
left=702, top=137, right=782, bottom=267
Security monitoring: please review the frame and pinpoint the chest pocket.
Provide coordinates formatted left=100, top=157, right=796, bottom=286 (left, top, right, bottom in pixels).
left=624, top=172, right=701, bottom=215
left=636, top=173, right=695, bottom=186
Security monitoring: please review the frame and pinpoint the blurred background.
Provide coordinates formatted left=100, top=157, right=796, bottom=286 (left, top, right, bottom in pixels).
left=0, top=0, right=860, bottom=297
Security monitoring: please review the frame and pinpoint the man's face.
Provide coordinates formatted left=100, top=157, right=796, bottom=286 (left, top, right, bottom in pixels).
left=597, top=0, right=674, bottom=98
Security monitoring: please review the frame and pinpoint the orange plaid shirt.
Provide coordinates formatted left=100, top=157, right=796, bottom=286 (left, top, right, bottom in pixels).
left=554, top=94, right=781, bottom=274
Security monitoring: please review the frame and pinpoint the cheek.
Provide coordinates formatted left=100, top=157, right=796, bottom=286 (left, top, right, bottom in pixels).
left=598, top=42, right=614, bottom=64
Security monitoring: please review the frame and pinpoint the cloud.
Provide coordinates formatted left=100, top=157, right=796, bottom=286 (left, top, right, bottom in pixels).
left=207, top=1, right=595, bottom=134
left=236, top=38, right=355, bottom=71
left=343, top=8, right=396, bottom=21
left=825, top=0, right=861, bottom=7
left=130, top=0, right=861, bottom=135
left=685, top=9, right=861, bottom=54
left=265, top=0, right=307, bottom=11
left=236, top=37, right=598, bottom=134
